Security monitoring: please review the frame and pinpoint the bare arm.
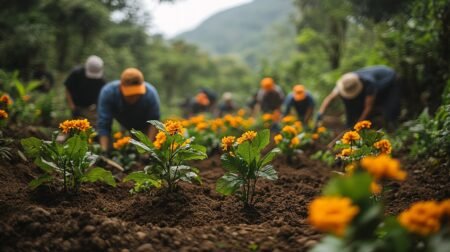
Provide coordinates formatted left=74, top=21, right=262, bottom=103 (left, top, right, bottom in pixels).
left=358, top=95, right=375, bottom=121
left=65, top=89, right=76, bottom=111
left=319, top=91, right=339, bottom=114
left=100, top=135, right=109, bottom=152
left=147, top=125, right=157, bottom=141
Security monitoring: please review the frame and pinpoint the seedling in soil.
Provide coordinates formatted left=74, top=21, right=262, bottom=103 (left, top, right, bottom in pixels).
left=124, top=120, right=207, bottom=193
left=217, top=129, right=280, bottom=207
left=21, top=119, right=116, bottom=193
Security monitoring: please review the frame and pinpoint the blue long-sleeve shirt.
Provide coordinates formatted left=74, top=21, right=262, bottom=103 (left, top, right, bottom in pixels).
left=97, top=80, right=160, bottom=136
left=283, top=92, right=315, bottom=122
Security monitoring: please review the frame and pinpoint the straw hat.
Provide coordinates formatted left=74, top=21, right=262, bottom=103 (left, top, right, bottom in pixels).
left=336, top=73, right=363, bottom=99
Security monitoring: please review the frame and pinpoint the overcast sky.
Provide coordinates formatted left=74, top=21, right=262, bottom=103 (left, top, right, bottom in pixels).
left=145, top=0, right=252, bottom=38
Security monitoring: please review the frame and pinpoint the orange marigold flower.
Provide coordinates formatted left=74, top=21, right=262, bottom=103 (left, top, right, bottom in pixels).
left=440, top=199, right=450, bottom=218
left=165, top=120, right=183, bottom=136
left=113, top=131, right=123, bottom=140
left=345, top=163, right=357, bottom=175
left=361, top=155, right=407, bottom=181
left=354, top=120, right=372, bottom=131
left=237, top=109, right=246, bottom=117
left=312, top=133, right=319, bottom=140
left=282, top=115, right=296, bottom=124
left=0, top=109, right=8, bottom=119
left=274, top=134, right=283, bottom=145
left=22, top=95, right=31, bottom=102
left=290, top=137, right=300, bottom=147
left=189, top=115, right=205, bottom=125
left=370, top=181, right=382, bottom=195
left=294, top=121, right=303, bottom=132
left=398, top=200, right=443, bottom=236
left=340, top=148, right=353, bottom=157
left=153, top=131, right=166, bottom=149
left=196, top=122, right=209, bottom=131
left=237, top=131, right=257, bottom=144
left=221, top=136, right=236, bottom=151
left=374, top=139, right=392, bottom=155
left=0, top=94, right=13, bottom=105
left=211, top=119, right=224, bottom=132
left=341, top=131, right=360, bottom=144
left=317, top=126, right=327, bottom=134
left=113, top=136, right=131, bottom=150
left=262, top=113, right=273, bottom=122
left=59, top=119, right=91, bottom=134
left=308, top=196, right=359, bottom=237
left=282, top=125, right=298, bottom=136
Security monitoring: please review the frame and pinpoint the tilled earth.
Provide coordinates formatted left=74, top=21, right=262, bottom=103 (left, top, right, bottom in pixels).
left=1, top=140, right=449, bottom=251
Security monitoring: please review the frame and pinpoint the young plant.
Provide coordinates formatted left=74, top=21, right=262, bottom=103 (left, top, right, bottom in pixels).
left=334, top=120, right=391, bottom=166
left=124, top=120, right=207, bottom=193
left=216, top=129, right=280, bottom=207
left=21, top=119, right=116, bottom=193
left=110, top=132, right=138, bottom=171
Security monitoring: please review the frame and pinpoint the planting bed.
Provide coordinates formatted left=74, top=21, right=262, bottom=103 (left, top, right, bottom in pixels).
left=0, top=133, right=449, bottom=251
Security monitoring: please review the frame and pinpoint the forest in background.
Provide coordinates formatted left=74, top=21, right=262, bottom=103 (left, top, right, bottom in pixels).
left=0, top=0, right=448, bottom=119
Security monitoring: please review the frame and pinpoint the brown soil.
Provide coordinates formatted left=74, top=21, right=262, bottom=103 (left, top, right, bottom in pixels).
left=1, top=129, right=449, bottom=251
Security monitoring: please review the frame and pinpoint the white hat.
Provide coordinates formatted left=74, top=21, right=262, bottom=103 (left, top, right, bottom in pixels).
left=85, top=55, right=104, bottom=79
left=222, top=92, right=233, bottom=101
left=336, top=73, right=363, bottom=99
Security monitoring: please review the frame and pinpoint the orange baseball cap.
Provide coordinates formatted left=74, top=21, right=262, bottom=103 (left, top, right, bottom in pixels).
left=196, top=92, right=210, bottom=106
left=293, top=84, right=306, bottom=101
left=120, top=68, right=146, bottom=96
left=260, top=77, right=275, bottom=91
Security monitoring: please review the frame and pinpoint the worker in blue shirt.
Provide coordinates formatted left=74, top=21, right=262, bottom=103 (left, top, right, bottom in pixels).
left=283, top=84, right=315, bottom=123
left=97, top=68, right=160, bottom=151
left=317, top=65, right=400, bottom=128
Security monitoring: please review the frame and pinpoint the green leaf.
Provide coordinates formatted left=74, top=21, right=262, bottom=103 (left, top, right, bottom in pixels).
left=221, top=153, right=246, bottom=173
left=259, top=148, right=280, bottom=167
left=35, top=157, right=58, bottom=173
left=236, top=140, right=253, bottom=164
left=131, top=129, right=153, bottom=147
left=257, top=164, right=278, bottom=180
left=28, top=174, right=53, bottom=189
left=216, top=173, right=243, bottom=196
left=65, top=135, right=88, bottom=160
left=310, top=236, right=347, bottom=252
left=323, top=173, right=372, bottom=201
left=21, top=137, right=42, bottom=157
left=147, top=120, right=166, bottom=132
left=82, top=167, right=116, bottom=186
left=176, top=144, right=207, bottom=161
left=252, top=129, right=270, bottom=152
left=123, top=171, right=161, bottom=188
left=129, top=138, right=152, bottom=153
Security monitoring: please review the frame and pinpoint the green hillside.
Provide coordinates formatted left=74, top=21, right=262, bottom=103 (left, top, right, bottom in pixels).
left=177, top=0, right=296, bottom=68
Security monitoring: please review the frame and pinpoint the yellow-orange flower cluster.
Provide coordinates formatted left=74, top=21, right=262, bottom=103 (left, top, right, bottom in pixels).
left=223, top=114, right=244, bottom=128
left=113, top=131, right=123, bottom=139
left=211, top=119, right=224, bottom=132
left=282, top=115, right=296, bottom=124
left=262, top=113, right=273, bottom=122
left=282, top=125, right=298, bottom=136
left=59, top=119, right=91, bottom=134
left=0, top=109, right=8, bottom=119
left=317, top=126, right=327, bottom=134
left=221, top=136, right=236, bottom=151
left=274, top=134, right=283, bottom=145
left=308, top=196, right=359, bottom=237
left=0, top=94, right=13, bottom=105
left=290, top=137, right=300, bottom=147
left=341, top=131, right=361, bottom=144
left=153, top=131, right=167, bottom=149
left=398, top=200, right=443, bottom=236
left=113, top=136, right=131, bottom=150
left=237, top=131, right=257, bottom=144
left=339, top=148, right=353, bottom=157
left=312, top=133, right=319, bottom=140
left=441, top=199, right=450, bottom=218
left=370, top=181, right=382, bottom=195
left=165, top=120, right=183, bottom=136
left=354, top=120, right=372, bottom=131
left=195, top=122, right=209, bottom=131
left=374, top=139, right=392, bottom=155
left=361, top=155, right=407, bottom=181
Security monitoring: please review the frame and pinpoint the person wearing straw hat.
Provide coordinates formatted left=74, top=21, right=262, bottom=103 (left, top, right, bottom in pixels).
left=64, top=55, right=106, bottom=124
left=317, top=65, right=399, bottom=128
left=283, top=84, right=315, bottom=123
left=97, top=68, right=160, bottom=151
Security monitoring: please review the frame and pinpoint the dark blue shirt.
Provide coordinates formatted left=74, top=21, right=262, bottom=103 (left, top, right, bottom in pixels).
left=97, top=80, right=160, bottom=136
left=283, top=92, right=315, bottom=121
left=340, top=65, right=396, bottom=126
